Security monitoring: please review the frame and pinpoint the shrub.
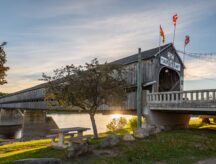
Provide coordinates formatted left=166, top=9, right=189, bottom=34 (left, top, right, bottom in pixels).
left=127, top=117, right=145, bottom=130
left=106, top=117, right=127, bottom=132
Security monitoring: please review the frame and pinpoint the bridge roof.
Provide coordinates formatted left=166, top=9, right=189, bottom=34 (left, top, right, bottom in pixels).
left=0, top=83, right=47, bottom=98
left=112, top=43, right=184, bottom=67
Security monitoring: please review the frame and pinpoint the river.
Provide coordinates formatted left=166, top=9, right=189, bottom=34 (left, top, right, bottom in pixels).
left=0, top=113, right=134, bottom=139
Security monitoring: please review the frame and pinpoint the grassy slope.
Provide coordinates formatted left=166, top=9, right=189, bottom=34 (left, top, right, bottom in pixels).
left=0, top=119, right=216, bottom=164
left=93, top=129, right=216, bottom=164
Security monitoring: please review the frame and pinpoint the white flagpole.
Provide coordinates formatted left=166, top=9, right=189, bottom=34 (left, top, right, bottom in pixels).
left=183, top=44, right=186, bottom=63
left=159, top=25, right=161, bottom=54
left=173, top=25, right=176, bottom=45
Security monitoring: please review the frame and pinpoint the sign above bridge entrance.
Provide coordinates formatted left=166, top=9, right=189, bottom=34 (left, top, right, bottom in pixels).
left=160, top=52, right=181, bottom=71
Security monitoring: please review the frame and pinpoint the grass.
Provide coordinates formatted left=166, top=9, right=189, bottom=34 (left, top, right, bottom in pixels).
left=0, top=118, right=216, bottom=164
left=93, top=129, right=216, bottom=164
left=189, top=118, right=216, bottom=129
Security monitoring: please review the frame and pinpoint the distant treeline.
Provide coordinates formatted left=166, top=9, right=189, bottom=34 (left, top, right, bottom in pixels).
left=0, top=92, right=7, bottom=96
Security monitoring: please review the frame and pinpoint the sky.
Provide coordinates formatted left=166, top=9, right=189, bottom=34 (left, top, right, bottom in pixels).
left=0, top=0, right=216, bottom=93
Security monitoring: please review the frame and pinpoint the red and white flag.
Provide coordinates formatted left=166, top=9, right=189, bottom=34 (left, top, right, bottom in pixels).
left=185, top=35, right=190, bottom=46
left=173, top=14, right=178, bottom=26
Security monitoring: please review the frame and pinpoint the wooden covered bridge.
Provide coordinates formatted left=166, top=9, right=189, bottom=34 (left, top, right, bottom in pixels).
left=0, top=43, right=215, bottom=137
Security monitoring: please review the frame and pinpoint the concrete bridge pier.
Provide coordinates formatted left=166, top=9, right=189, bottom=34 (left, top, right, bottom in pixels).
left=145, top=110, right=190, bottom=130
left=0, top=109, right=23, bottom=125
left=22, top=110, right=58, bottom=138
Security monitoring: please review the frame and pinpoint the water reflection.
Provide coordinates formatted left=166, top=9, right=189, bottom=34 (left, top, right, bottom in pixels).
left=49, top=113, right=134, bottom=135
left=0, top=113, right=134, bottom=139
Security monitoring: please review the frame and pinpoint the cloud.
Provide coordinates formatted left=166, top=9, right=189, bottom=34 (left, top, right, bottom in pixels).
left=1, top=0, right=216, bottom=93
left=184, top=57, right=216, bottom=80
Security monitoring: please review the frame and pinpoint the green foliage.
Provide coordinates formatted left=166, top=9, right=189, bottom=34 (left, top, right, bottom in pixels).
left=0, top=47, right=9, bottom=85
left=42, top=58, right=128, bottom=112
left=106, top=117, right=127, bottom=132
left=0, top=92, right=7, bottom=96
left=127, top=117, right=145, bottom=130
left=42, top=58, right=128, bottom=138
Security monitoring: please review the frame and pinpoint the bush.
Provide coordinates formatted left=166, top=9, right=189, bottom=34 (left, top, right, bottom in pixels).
left=127, top=117, right=145, bottom=130
left=106, top=117, right=127, bottom=132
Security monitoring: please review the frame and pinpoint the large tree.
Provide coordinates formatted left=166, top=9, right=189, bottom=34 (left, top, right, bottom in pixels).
left=0, top=46, right=9, bottom=85
left=42, top=59, right=128, bottom=138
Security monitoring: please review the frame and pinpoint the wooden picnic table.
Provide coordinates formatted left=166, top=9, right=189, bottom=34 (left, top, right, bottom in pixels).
left=49, top=127, right=90, bottom=149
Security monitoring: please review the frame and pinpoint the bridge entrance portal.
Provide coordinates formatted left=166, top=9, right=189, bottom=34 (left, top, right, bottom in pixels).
left=159, top=67, right=180, bottom=92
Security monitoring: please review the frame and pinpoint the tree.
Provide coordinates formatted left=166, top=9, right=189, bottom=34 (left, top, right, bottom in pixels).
left=0, top=46, right=9, bottom=85
left=42, top=58, right=128, bottom=138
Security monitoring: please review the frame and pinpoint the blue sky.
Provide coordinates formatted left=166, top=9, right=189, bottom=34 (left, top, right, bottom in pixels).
left=0, top=0, right=216, bottom=93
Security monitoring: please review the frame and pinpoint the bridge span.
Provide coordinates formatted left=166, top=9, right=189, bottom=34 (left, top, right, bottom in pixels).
left=147, top=89, right=216, bottom=114
left=0, top=85, right=216, bottom=113
left=0, top=85, right=216, bottom=137
left=1, top=43, right=215, bottom=138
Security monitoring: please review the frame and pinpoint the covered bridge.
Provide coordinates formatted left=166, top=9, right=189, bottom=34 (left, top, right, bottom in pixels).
left=0, top=43, right=185, bottom=110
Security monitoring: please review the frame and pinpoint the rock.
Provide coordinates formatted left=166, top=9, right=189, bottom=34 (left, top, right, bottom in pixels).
left=141, top=124, right=162, bottom=135
left=146, top=124, right=157, bottom=135
left=159, top=125, right=165, bottom=131
left=153, top=127, right=162, bottom=134
left=66, top=143, right=89, bottom=158
left=13, top=158, right=62, bottom=164
left=133, top=128, right=149, bottom=139
left=196, top=158, right=216, bottom=164
left=122, top=134, right=135, bottom=141
left=100, top=134, right=120, bottom=148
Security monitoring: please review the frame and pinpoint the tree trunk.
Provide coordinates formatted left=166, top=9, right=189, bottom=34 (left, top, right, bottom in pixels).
left=89, top=113, right=98, bottom=138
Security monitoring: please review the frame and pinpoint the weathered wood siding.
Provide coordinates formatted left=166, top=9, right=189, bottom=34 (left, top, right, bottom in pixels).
left=0, top=88, right=45, bottom=104
left=125, top=63, right=137, bottom=85
left=124, top=59, right=156, bottom=86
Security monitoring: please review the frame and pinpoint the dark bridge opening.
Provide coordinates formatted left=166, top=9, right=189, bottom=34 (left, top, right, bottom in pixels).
left=159, top=67, right=180, bottom=92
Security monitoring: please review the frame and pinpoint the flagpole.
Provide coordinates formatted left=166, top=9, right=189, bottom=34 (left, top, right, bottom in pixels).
left=159, top=25, right=161, bottom=54
left=183, top=44, right=186, bottom=63
left=173, top=25, right=176, bottom=45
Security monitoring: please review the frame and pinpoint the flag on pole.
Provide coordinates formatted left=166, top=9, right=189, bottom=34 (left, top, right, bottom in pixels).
left=160, top=25, right=165, bottom=43
left=185, top=35, right=190, bottom=46
left=173, top=14, right=178, bottom=26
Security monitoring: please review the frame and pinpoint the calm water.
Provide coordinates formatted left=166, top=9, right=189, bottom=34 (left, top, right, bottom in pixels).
left=0, top=113, right=134, bottom=139
left=49, top=113, right=134, bottom=135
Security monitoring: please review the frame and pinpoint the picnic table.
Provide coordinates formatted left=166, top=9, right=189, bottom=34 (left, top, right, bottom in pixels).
left=48, top=127, right=90, bottom=149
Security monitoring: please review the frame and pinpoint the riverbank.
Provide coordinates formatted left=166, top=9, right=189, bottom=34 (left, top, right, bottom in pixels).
left=0, top=118, right=216, bottom=164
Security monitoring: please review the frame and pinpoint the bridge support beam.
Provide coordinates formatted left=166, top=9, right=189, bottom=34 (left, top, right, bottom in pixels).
left=145, top=110, right=190, bottom=130
left=22, top=110, right=47, bottom=138
left=0, top=109, right=23, bottom=126
left=22, top=110, right=58, bottom=138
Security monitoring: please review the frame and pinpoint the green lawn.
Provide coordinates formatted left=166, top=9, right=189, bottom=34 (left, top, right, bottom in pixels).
left=0, top=119, right=216, bottom=164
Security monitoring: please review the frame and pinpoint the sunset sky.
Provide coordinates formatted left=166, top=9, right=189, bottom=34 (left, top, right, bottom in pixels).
left=0, top=0, right=216, bottom=93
